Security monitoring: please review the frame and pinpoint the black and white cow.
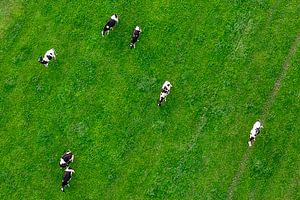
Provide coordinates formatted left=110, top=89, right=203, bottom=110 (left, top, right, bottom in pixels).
left=61, top=167, right=75, bottom=192
left=101, top=14, right=119, bottom=36
left=248, top=121, right=263, bottom=147
left=130, top=26, right=142, bottom=49
left=38, top=48, right=56, bottom=67
left=158, top=81, right=172, bottom=107
left=59, top=151, right=74, bottom=168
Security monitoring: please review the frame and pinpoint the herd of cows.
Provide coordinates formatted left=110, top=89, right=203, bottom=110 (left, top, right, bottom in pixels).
left=37, top=14, right=264, bottom=192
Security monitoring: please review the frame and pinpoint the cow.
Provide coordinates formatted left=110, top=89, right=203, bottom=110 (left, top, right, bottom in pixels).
left=38, top=48, right=56, bottom=67
left=101, top=14, right=119, bottom=36
left=130, top=26, right=142, bottom=49
left=158, top=81, right=172, bottom=107
left=59, top=151, right=74, bottom=168
left=248, top=120, right=263, bottom=147
left=61, top=167, right=75, bottom=192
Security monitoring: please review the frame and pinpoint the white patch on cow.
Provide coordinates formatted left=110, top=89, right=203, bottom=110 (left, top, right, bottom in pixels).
left=65, top=168, right=75, bottom=173
left=248, top=120, right=263, bottom=146
left=158, top=81, right=172, bottom=106
left=162, top=81, right=172, bottom=91
left=135, top=26, right=141, bottom=32
left=111, top=14, right=118, bottom=22
left=160, top=92, right=168, bottom=100
left=248, top=141, right=252, bottom=147
left=60, top=158, right=66, bottom=165
left=39, top=48, right=56, bottom=67
left=45, top=48, right=56, bottom=59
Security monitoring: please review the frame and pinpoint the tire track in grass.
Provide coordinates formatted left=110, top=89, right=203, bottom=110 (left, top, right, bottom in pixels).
left=227, top=32, right=300, bottom=200
left=188, top=114, right=207, bottom=152
left=177, top=114, right=207, bottom=168
left=261, top=32, right=300, bottom=120
left=170, top=114, right=207, bottom=193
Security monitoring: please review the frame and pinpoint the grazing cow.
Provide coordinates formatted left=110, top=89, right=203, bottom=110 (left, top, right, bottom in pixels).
left=61, top=167, right=75, bottom=192
left=59, top=151, right=74, bottom=168
left=130, top=26, right=142, bottom=49
left=248, top=121, right=263, bottom=147
left=101, top=14, right=119, bottom=36
left=158, top=81, right=172, bottom=107
left=38, top=48, right=56, bottom=67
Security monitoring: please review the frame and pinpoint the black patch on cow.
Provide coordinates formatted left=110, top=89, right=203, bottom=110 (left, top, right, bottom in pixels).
left=161, top=88, right=168, bottom=93
left=62, top=153, right=73, bottom=162
left=47, top=55, right=53, bottom=60
left=103, top=19, right=117, bottom=32
left=38, top=58, right=48, bottom=65
left=60, top=162, right=68, bottom=168
left=131, top=30, right=140, bottom=44
left=61, top=170, right=73, bottom=191
left=255, top=128, right=261, bottom=135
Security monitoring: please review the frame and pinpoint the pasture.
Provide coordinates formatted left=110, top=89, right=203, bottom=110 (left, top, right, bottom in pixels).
left=1, top=0, right=300, bottom=199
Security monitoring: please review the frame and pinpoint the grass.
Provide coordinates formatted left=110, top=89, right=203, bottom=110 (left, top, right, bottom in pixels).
left=0, top=0, right=300, bottom=199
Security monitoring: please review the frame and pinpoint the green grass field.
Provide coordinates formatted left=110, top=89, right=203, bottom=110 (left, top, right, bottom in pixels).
left=1, top=0, right=300, bottom=199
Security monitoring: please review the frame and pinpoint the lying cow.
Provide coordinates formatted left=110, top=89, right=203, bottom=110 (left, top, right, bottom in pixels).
left=130, top=26, right=142, bottom=49
left=158, top=81, right=172, bottom=107
left=38, top=48, right=56, bottom=67
left=248, top=120, right=263, bottom=147
left=61, top=167, right=75, bottom=192
left=101, top=14, right=119, bottom=36
left=59, top=151, right=74, bottom=168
